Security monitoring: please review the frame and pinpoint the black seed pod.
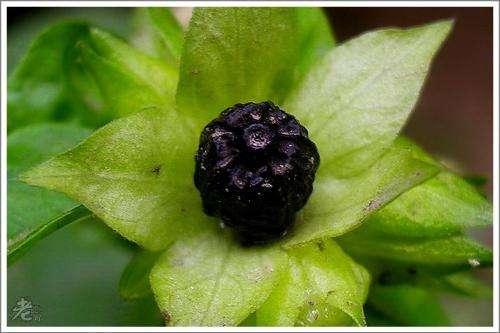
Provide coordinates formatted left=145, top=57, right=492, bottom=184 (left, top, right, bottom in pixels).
left=194, top=101, right=320, bottom=244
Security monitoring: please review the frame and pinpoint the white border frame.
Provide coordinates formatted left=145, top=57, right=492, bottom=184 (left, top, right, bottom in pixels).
left=1, top=1, right=498, bottom=332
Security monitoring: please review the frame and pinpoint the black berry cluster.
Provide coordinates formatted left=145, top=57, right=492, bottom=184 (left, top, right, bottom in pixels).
left=194, top=101, right=320, bottom=244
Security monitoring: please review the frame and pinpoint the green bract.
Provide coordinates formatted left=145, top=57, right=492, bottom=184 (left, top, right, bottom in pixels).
left=9, top=7, right=492, bottom=327
left=150, top=230, right=287, bottom=326
left=286, top=21, right=451, bottom=177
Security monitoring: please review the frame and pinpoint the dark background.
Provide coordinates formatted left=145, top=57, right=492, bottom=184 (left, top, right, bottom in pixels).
left=328, top=7, right=494, bottom=199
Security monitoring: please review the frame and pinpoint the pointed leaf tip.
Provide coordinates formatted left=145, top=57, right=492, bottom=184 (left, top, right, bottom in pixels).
left=285, top=19, right=454, bottom=178
left=20, top=108, right=210, bottom=251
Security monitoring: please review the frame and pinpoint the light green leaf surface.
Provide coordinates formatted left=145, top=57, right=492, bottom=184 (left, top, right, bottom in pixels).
left=284, top=137, right=440, bottom=247
left=7, top=22, right=105, bottom=132
left=131, top=8, right=184, bottom=65
left=255, top=255, right=307, bottom=326
left=293, top=241, right=369, bottom=326
left=21, top=108, right=210, bottom=251
left=363, top=171, right=492, bottom=239
left=257, top=240, right=370, bottom=326
left=8, top=123, right=92, bottom=257
left=368, top=285, right=450, bottom=326
left=296, top=299, right=354, bottom=327
left=119, top=249, right=162, bottom=300
left=176, top=8, right=301, bottom=130
left=150, top=230, right=287, bottom=326
left=285, top=20, right=452, bottom=177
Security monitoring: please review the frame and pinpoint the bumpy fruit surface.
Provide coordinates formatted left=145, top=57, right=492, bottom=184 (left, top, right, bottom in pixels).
left=194, top=101, right=320, bottom=243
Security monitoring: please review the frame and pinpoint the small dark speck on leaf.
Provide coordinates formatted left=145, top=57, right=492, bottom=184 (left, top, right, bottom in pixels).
left=407, top=267, right=418, bottom=275
left=378, top=270, right=392, bottom=285
left=162, top=311, right=171, bottom=324
left=151, top=165, right=162, bottom=175
left=316, top=241, right=325, bottom=252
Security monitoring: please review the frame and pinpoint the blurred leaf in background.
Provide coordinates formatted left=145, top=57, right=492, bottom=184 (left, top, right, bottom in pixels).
left=8, top=216, right=163, bottom=326
left=7, top=8, right=135, bottom=133
left=7, top=123, right=92, bottom=263
left=8, top=7, right=133, bottom=73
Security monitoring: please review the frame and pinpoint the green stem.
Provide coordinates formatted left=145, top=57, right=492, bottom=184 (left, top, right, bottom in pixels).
left=8, top=205, right=93, bottom=265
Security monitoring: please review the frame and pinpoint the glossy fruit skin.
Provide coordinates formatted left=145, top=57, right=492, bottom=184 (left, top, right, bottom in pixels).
left=194, top=101, right=320, bottom=244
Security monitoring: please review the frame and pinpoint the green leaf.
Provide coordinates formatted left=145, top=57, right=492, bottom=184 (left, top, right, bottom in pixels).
left=88, top=28, right=178, bottom=101
left=8, top=205, right=92, bottom=265
left=293, top=241, right=370, bottom=326
left=440, top=272, right=492, bottom=298
left=363, top=171, right=492, bottom=239
left=339, top=233, right=492, bottom=273
left=368, top=285, right=450, bottom=326
left=8, top=123, right=92, bottom=260
left=255, top=255, right=307, bottom=326
left=78, top=28, right=178, bottom=116
left=426, top=272, right=492, bottom=299
left=7, top=22, right=105, bottom=132
left=464, top=175, right=488, bottom=188
left=285, top=20, right=452, bottom=177
left=293, top=8, right=335, bottom=83
left=149, top=230, right=287, bottom=326
left=119, top=249, right=162, bottom=300
left=130, top=8, right=184, bottom=65
left=239, top=312, right=257, bottom=326
left=336, top=143, right=493, bottom=273
left=296, top=300, right=354, bottom=326
left=256, top=240, right=369, bottom=326
left=78, top=44, right=162, bottom=117
left=284, top=137, right=440, bottom=247
left=7, top=8, right=133, bottom=74
left=21, top=108, right=210, bottom=251
left=147, top=8, right=184, bottom=61
left=176, top=8, right=301, bottom=130
left=357, top=260, right=492, bottom=300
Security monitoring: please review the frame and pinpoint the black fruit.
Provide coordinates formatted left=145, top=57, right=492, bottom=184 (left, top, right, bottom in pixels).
left=194, top=101, right=320, bottom=244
